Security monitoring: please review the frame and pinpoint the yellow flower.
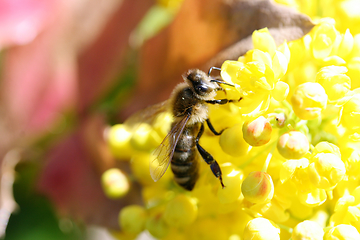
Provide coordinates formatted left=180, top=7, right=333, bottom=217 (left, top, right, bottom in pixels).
left=243, top=218, right=280, bottom=240
left=291, top=82, right=328, bottom=120
left=307, top=142, right=345, bottom=191
left=108, top=6, right=360, bottom=239
left=252, top=28, right=277, bottom=56
left=220, top=28, right=289, bottom=117
left=330, top=186, right=360, bottom=231
left=272, top=81, right=289, bottom=102
left=292, top=220, right=324, bottom=240
left=340, top=91, right=360, bottom=130
left=311, top=22, right=338, bottom=60
left=337, top=29, right=354, bottom=60
left=312, top=141, right=342, bottom=156
left=280, top=158, right=327, bottom=207
left=324, top=224, right=360, bottom=240
left=297, top=186, right=327, bottom=207
left=280, top=158, right=310, bottom=183
left=316, top=66, right=351, bottom=104
left=308, top=152, right=346, bottom=190
left=342, top=146, right=360, bottom=179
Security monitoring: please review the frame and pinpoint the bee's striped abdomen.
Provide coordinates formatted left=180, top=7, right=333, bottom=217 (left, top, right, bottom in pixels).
left=171, top=123, right=200, bottom=190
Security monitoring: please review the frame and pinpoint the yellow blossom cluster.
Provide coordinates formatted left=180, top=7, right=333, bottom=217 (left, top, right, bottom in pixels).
left=276, top=0, right=360, bottom=35
left=104, top=9, right=360, bottom=240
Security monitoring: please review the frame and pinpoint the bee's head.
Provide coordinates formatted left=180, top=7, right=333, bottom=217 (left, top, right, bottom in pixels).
left=184, top=69, right=219, bottom=97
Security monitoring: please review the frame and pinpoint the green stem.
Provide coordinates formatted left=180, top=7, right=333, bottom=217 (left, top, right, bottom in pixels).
left=261, top=142, right=276, bottom=172
left=239, top=141, right=276, bottom=169
left=281, top=100, right=293, bottom=112
left=277, top=223, right=293, bottom=234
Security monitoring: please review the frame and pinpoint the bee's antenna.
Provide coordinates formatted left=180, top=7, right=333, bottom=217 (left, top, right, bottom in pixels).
left=208, top=66, right=235, bottom=87
left=210, top=79, right=235, bottom=87
left=208, top=67, right=221, bottom=76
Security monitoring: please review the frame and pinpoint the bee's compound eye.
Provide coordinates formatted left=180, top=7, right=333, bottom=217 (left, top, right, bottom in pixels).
left=196, top=85, right=208, bottom=94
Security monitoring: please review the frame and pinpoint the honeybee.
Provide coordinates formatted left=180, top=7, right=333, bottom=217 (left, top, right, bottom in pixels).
left=126, top=68, right=241, bottom=190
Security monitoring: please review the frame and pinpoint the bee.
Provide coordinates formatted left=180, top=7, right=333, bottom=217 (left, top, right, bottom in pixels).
left=148, top=68, right=242, bottom=190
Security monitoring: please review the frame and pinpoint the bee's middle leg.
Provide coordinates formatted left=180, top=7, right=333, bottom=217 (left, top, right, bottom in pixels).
left=196, top=123, right=225, bottom=188
left=206, top=118, right=223, bottom=135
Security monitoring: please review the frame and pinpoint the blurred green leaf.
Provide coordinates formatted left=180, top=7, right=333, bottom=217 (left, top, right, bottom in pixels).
left=5, top=162, right=84, bottom=240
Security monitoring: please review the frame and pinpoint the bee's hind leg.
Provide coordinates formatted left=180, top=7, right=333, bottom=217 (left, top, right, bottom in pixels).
left=196, top=123, right=225, bottom=188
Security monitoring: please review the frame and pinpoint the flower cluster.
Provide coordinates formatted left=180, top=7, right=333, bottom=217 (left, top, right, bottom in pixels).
left=104, top=7, right=360, bottom=240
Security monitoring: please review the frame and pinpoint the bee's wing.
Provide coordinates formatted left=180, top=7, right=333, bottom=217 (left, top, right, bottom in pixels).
left=150, top=113, right=190, bottom=182
left=124, top=100, right=169, bottom=127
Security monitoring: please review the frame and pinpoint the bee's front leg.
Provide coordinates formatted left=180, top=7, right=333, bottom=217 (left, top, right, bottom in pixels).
left=205, top=97, right=243, bottom=105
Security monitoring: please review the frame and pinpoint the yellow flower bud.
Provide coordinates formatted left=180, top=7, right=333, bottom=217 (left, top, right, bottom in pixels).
left=324, top=224, right=360, bottom=240
left=130, top=123, right=161, bottom=151
left=277, top=131, right=309, bottom=159
left=292, top=220, right=324, bottom=240
left=101, top=168, right=129, bottom=199
left=219, top=123, right=251, bottom=157
left=340, top=92, right=360, bottom=130
left=241, top=171, right=274, bottom=204
left=291, top=82, right=328, bottom=120
left=274, top=113, right=286, bottom=128
left=130, top=152, right=156, bottom=186
left=243, top=218, right=280, bottom=240
left=145, top=213, right=169, bottom=239
left=152, top=112, right=172, bottom=138
left=107, top=124, right=133, bottom=159
left=316, top=66, right=351, bottom=103
left=163, top=194, right=198, bottom=227
left=308, top=152, right=346, bottom=190
left=242, top=116, right=272, bottom=146
left=119, top=205, right=147, bottom=234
